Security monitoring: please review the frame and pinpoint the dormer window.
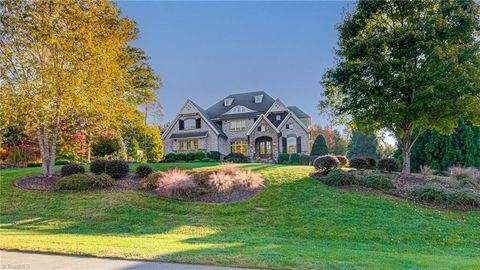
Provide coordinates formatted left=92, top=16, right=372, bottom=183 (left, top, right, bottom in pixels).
left=276, top=115, right=282, bottom=121
left=224, top=98, right=234, bottom=106
left=255, top=95, right=263, bottom=103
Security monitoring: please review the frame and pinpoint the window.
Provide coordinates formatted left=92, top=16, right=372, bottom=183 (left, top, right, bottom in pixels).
left=287, top=137, right=297, bottom=154
left=230, top=120, right=246, bottom=131
left=286, top=123, right=293, bottom=130
left=257, top=125, right=266, bottom=132
left=255, top=95, right=264, bottom=103
left=231, top=140, right=247, bottom=155
left=224, top=98, right=234, bottom=106
left=276, top=115, right=282, bottom=121
left=184, top=118, right=196, bottom=130
left=259, top=141, right=271, bottom=155
left=178, top=139, right=199, bottom=151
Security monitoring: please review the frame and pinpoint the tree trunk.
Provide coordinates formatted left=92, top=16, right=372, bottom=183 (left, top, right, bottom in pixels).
left=47, top=111, right=60, bottom=177
left=401, top=133, right=411, bottom=175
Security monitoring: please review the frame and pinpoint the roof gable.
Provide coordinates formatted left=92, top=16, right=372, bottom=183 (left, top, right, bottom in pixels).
left=246, top=114, right=279, bottom=135
left=206, top=91, right=275, bottom=119
left=266, top=99, right=289, bottom=114
left=277, top=112, right=309, bottom=132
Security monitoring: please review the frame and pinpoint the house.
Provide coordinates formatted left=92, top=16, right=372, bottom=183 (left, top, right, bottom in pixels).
left=162, top=91, right=311, bottom=162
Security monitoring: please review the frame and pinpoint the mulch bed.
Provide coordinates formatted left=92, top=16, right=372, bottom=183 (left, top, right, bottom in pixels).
left=309, top=170, right=480, bottom=211
left=13, top=173, right=261, bottom=203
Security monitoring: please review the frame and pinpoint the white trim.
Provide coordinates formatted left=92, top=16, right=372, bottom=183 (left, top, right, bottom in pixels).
left=265, top=98, right=289, bottom=116
left=246, top=114, right=279, bottom=135
left=162, top=100, right=220, bottom=139
left=223, top=105, right=256, bottom=115
left=277, top=112, right=309, bottom=133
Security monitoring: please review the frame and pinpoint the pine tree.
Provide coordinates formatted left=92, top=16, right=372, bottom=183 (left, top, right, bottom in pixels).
left=311, top=135, right=329, bottom=156
left=347, top=130, right=381, bottom=159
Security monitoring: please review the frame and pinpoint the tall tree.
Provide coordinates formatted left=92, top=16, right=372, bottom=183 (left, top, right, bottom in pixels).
left=320, top=0, right=480, bottom=174
left=311, top=134, right=329, bottom=156
left=332, top=130, right=348, bottom=155
left=0, top=0, right=159, bottom=176
left=347, top=130, right=381, bottom=159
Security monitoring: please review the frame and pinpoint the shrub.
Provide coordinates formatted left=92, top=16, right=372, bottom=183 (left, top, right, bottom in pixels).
left=460, top=177, right=480, bottom=189
left=7, top=146, right=34, bottom=163
left=362, top=174, right=395, bottom=190
left=311, top=135, right=328, bottom=156
left=140, top=172, right=162, bottom=189
left=300, top=154, right=311, bottom=165
left=349, top=157, right=370, bottom=170
left=207, top=151, right=221, bottom=161
left=324, top=169, right=359, bottom=186
left=278, top=153, right=290, bottom=164
left=208, top=171, right=236, bottom=192
left=234, top=170, right=264, bottom=189
left=105, top=160, right=129, bottom=178
left=175, top=153, right=186, bottom=161
left=449, top=191, right=479, bottom=207
left=27, top=162, right=42, bottom=167
left=185, top=152, right=196, bottom=161
left=194, top=152, right=206, bottom=160
left=92, top=173, right=115, bottom=188
left=90, top=159, right=107, bottom=174
left=55, top=159, right=70, bottom=165
left=224, top=153, right=249, bottom=163
left=449, top=166, right=479, bottom=180
left=201, top=158, right=216, bottom=162
left=61, top=163, right=85, bottom=177
left=313, top=155, right=339, bottom=172
left=411, top=186, right=450, bottom=204
left=162, top=158, right=176, bottom=163
left=362, top=157, right=377, bottom=169
left=420, top=165, right=436, bottom=180
left=377, top=158, right=400, bottom=172
left=56, top=174, right=94, bottom=191
left=165, top=153, right=176, bottom=160
left=136, top=164, right=153, bottom=178
left=290, top=153, right=301, bottom=165
left=156, top=168, right=197, bottom=197
left=335, top=156, right=349, bottom=168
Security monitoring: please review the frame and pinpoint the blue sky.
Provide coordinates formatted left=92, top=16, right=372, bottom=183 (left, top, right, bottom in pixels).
left=117, top=1, right=355, bottom=127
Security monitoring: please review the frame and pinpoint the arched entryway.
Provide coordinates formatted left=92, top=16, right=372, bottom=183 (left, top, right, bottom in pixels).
left=255, top=136, right=273, bottom=159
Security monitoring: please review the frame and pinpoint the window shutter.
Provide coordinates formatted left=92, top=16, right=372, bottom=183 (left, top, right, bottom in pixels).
left=297, top=137, right=302, bottom=153
left=282, top=137, right=287, bottom=153
left=196, top=118, right=201, bottom=128
left=179, top=120, right=184, bottom=130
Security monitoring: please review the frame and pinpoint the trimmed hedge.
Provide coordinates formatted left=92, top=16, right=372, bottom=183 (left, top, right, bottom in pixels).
left=362, top=174, right=395, bottom=190
left=56, top=173, right=114, bottom=191
left=363, top=157, right=377, bottom=169
left=207, top=151, right=221, bottom=161
left=61, top=163, right=85, bottom=177
left=105, top=160, right=129, bottom=178
left=224, top=153, right=249, bottom=163
left=324, top=169, right=359, bottom=186
left=278, top=153, right=290, bottom=164
left=377, top=158, right=400, bottom=172
left=313, top=155, right=339, bottom=172
left=349, top=157, right=370, bottom=170
left=300, top=154, right=311, bottom=165
left=335, top=156, right=349, bottom=168
left=290, top=153, right=301, bottom=165
left=136, top=164, right=153, bottom=178
left=90, top=159, right=107, bottom=174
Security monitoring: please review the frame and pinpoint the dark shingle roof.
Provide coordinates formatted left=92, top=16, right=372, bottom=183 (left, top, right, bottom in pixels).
left=170, top=131, right=208, bottom=139
left=205, top=91, right=275, bottom=119
left=189, top=100, right=226, bottom=137
left=287, top=106, right=309, bottom=119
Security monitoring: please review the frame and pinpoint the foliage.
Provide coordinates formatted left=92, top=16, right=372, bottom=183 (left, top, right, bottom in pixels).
left=278, top=153, right=290, bottom=164
left=377, top=158, right=400, bottom=172
left=449, top=166, right=479, bottom=181
left=320, top=0, right=480, bottom=174
left=185, top=152, right=196, bottom=162
left=26, top=162, right=43, bottom=168
left=323, top=169, right=359, bottom=186
left=165, top=153, right=176, bottom=160
left=136, top=164, right=153, bottom=178
left=201, top=158, right=216, bottom=162
left=156, top=168, right=197, bottom=197
left=411, top=186, right=450, bottom=204
left=346, top=131, right=381, bottom=159
left=140, top=172, right=162, bottom=190
left=7, top=146, right=34, bottom=164
left=90, top=159, right=107, bottom=175
left=105, top=160, right=130, bottom=179
left=419, top=166, right=436, bottom=181
left=362, top=175, right=395, bottom=190
left=460, top=177, right=480, bottom=189
left=224, top=153, right=249, bottom=163
left=55, top=159, right=70, bottom=165
left=61, top=163, right=85, bottom=177
left=300, top=154, right=311, bottom=165
left=207, top=151, right=221, bottom=161
left=56, top=174, right=95, bottom=191
left=335, top=156, right=348, bottom=168
left=174, top=153, right=186, bottom=161
left=91, top=173, right=115, bottom=188
left=363, top=157, right=377, bottom=169
left=310, top=134, right=329, bottom=156
left=128, top=138, right=140, bottom=160
left=289, top=153, right=301, bottom=165
left=56, top=146, right=81, bottom=163
left=207, top=164, right=263, bottom=192
left=313, top=155, right=339, bottom=172
left=395, top=119, right=480, bottom=172
left=449, top=191, right=480, bottom=207
left=349, top=157, right=370, bottom=170
left=92, top=137, right=119, bottom=158
left=332, top=130, right=348, bottom=155
left=194, top=152, right=206, bottom=160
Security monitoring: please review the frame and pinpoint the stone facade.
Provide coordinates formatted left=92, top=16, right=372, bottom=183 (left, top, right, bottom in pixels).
left=247, top=117, right=279, bottom=161
left=278, top=117, right=309, bottom=155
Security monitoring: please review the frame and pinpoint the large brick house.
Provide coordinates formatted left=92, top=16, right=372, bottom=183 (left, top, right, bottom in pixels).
left=162, top=91, right=311, bottom=162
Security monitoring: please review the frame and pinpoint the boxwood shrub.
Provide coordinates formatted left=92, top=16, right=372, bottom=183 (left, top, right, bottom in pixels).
left=61, top=163, right=85, bottom=177
left=300, top=154, right=310, bottom=165
left=324, top=169, right=359, bottom=186
left=90, top=159, right=107, bottom=174
left=313, top=155, right=339, bottom=172
left=278, top=153, right=290, bottom=164
left=362, top=174, right=395, bottom=190
left=349, top=157, right=370, bottom=170
left=377, top=158, right=400, bottom=172
left=92, top=173, right=115, bottom=188
left=289, top=153, right=301, bottom=165
left=207, top=151, right=221, bottom=161
left=56, top=174, right=94, bottom=191
left=411, top=186, right=450, bottom=204
left=136, top=164, right=153, bottom=178
left=224, top=153, right=249, bottom=163
left=335, top=156, right=349, bottom=168
left=105, top=160, right=129, bottom=178
left=362, top=157, right=377, bottom=169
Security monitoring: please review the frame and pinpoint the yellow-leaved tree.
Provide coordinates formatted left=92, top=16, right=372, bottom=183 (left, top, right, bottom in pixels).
left=0, top=0, right=160, bottom=176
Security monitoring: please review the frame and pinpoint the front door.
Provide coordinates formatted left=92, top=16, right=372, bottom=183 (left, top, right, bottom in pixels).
left=255, top=136, right=273, bottom=159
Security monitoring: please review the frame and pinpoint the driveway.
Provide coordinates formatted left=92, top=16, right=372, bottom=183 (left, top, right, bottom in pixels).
left=0, top=251, right=252, bottom=270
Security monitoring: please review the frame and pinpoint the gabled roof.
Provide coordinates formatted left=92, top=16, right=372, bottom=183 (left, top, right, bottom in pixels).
left=206, top=91, right=275, bottom=119
left=189, top=100, right=226, bottom=136
left=246, top=114, right=280, bottom=135
left=277, top=112, right=309, bottom=132
left=287, top=106, right=309, bottom=119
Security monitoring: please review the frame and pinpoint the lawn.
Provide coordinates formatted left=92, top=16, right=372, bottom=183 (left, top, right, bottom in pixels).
left=1, top=163, right=479, bottom=269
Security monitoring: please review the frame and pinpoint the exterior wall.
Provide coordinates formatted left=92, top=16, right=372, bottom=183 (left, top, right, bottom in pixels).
left=299, top=117, right=312, bottom=129
left=163, top=114, right=220, bottom=154
left=248, top=118, right=279, bottom=161
left=279, top=118, right=309, bottom=155
left=222, top=118, right=256, bottom=155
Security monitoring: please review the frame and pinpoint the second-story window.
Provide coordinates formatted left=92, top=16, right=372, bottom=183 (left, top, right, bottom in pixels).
left=184, top=118, right=196, bottom=130
left=230, top=120, right=246, bottom=131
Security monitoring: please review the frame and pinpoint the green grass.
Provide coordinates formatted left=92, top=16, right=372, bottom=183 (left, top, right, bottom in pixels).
left=1, top=162, right=479, bottom=269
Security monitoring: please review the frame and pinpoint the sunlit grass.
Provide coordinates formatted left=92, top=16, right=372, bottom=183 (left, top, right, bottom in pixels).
left=1, top=163, right=479, bottom=269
